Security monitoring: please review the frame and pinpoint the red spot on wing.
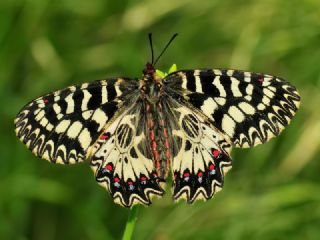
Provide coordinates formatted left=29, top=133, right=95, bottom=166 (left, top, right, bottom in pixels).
left=140, top=176, right=147, bottom=181
left=209, top=163, right=215, bottom=171
left=43, top=99, right=49, bottom=104
left=100, top=132, right=110, bottom=140
left=183, top=172, right=190, bottom=177
left=212, top=149, right=220, bottom=158
left=105, top=163, right=113, bottom=171
left=197, top=171, right=203, bottom=177
left=114, top=177, right=120, bottom=182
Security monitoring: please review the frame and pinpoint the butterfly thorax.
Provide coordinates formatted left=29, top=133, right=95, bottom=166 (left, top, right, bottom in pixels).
left=140, top=63, right=163, bottom=104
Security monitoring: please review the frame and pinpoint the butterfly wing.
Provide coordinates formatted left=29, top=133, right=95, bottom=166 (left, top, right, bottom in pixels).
left=90, top=99, right=165, bottom=207
left=14, top=78, right=139, bottom=164
left=162, top=98, right=232, bottom=203
left=163, top=69, right=300, bottom=148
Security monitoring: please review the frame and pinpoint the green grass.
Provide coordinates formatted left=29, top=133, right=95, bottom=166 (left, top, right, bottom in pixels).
left=1, top=0, right=320, bottom=239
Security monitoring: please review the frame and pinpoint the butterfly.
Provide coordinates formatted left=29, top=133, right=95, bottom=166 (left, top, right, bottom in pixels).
left=14, top=34, right=300, bottom=207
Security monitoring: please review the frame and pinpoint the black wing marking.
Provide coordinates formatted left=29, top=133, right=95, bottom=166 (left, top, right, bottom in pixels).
left=163, top=69, right=300, bottom=148
left=90, top=99, right=165, bottom=207
left=14, top=78, right=139, bottom=164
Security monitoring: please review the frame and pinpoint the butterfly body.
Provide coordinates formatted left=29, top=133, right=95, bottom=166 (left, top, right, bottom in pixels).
left=15, top=61, right=300, bottom=207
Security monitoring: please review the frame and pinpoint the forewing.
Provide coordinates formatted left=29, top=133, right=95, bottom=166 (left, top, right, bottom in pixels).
left=90, top=100, right=165, bottom=207
left=14, top=78, right=138, bottom=164
left=164, top=69, right=300, bottom=148
left=164, top=98, right=232, bottom=203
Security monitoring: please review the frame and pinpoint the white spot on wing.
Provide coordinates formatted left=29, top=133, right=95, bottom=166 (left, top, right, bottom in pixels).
left=53, top=103, right=61, bottom=114
left=92, top=108, right=108, bottom=131
left=215, top=97, right=226, bottom=105
left=257, top=103, right=266, bottom=110
left=81, top=83, right=89, bottom=89
left=263, top=88, right=275, bottom=98
left=230, top=77, right=242, bottom=97
left=101, top=86, right=108, bottom=104
left=67, top=121, right=83, bottom=138
left=46, top=123, right=54, bottom=131
left=245, top=95, right=252, bottom=101
left=194, top=70, right=203, bottom=93
left=228, top=106, right=245, bottom=123
left=227, top=70, right=234, bottom=76
left=69, top=86, right=76, bottom=92
left=222, top=114, right=235, bottom=137
left=55, top=120, right=71, bottom=133
left=212, top=76, right=226, bottom=97
left=65, top=93, right=74, bottom=114
left=244, top=72, right=251, bottom=82
left=201, top=97, right=218, bottom=116
left=181, top=74, right=187, bottom=89
left=239, top=102, right=255, bottom=115
left=35, top=110, right=45, bottom=121
left=82, top=110, right=94, bottom=120
left=115, top=85, right=122, bottom=97
left=81, top=90, right=92, bottom=111
left=57, top=113, right=64, bottom=120
left=39, top=118, right=48, bottom=127
left=213, top=69, right=222, bottom=75
left=262, top=96, right=270, bottom=105
left=246, top=84, right=253, bottom=95
left=78, top=128, right=92, bottom=150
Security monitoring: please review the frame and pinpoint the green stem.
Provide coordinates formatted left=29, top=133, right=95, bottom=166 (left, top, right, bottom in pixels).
left=122, top=206, right=140, bottom=240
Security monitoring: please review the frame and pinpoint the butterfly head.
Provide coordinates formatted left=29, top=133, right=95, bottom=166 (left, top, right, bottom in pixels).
left=140, top=63, right=162, bottom=103
left=143, top=62, right=156, bottom=76
left=144, top=33, right=178, bottom=78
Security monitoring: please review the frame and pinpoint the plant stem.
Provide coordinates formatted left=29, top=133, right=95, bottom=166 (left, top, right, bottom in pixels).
left=122, top=205, right=140, bottom=240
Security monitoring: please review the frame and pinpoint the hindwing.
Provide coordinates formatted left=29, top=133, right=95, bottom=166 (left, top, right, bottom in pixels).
left=90, top=99, right=165, bottom=207
left=163, top=98, right=232, bottom=203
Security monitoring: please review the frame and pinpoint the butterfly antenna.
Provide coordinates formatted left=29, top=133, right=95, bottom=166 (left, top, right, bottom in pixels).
left=148, top=33, right=154, bottom=65
left=154, top=33, right=178, bottom=66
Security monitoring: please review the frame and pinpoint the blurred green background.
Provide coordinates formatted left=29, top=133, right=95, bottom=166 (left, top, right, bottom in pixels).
left=1, top=0, right=320, bottom=239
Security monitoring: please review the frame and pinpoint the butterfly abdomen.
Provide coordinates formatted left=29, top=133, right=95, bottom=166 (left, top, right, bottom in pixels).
left=145, top=101, right=171, bottom=179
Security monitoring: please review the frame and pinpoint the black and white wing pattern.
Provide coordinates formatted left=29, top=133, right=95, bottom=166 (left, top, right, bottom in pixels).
left=164, top=99, right=232, bottom=203
left=90, top=99, right=165, bottom=207
left=164, top=69, right=300, bottom=148
left=14, top=61, right=301, bottom=207
left=14, top=78, right=138, bottom=164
